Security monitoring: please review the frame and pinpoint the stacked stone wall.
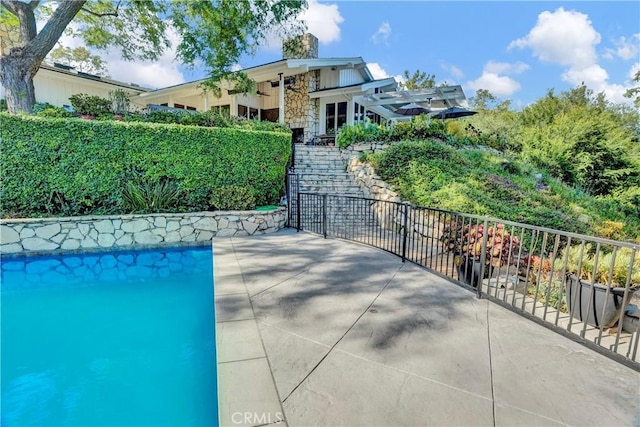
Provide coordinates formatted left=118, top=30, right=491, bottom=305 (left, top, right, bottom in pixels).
left=0, top=208, right=286, bottom=256
left=340, top=143, right=442, bottom=239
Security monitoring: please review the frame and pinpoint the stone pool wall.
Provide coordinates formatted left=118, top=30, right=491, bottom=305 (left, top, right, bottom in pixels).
left=0, top=208, right=287, bottom=256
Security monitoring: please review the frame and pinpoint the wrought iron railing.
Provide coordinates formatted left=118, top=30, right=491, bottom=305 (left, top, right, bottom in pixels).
left=285, top=184, right=640, bottom=369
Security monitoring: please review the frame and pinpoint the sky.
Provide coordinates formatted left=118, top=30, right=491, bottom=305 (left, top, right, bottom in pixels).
left=76, top=1, right=640, bottom=109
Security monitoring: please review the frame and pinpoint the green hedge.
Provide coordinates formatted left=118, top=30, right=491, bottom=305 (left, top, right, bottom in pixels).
left=0, top=114, right=291, bottom=217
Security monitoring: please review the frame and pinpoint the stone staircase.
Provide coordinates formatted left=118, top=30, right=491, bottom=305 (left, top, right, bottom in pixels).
left=292, top=145, right=365, bottom=197
left=290, top=145, right=379, bottom=235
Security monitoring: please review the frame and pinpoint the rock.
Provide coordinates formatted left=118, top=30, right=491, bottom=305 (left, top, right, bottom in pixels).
left=94, top=219, right=115, bottom=234
left=166, top=221, right=180, bottom=232
left=22, top=237, right=59, bottom=251
left=194, top=217, right=218, bottom=231
left=67, top=229, right=83, bottom=240
left=179, top=226, right=194, bottom=238
left=97, top=233, right=116, bottom=247
left=61, top=239, right=81, bottom=250
left=196, top=231, right=214, bottom=241
left=35, top=224, right=61, bottom=239
left=133, top=230, right=163, bottom=244
left=0, top=225, right=20, bottom=244
left=1, top=243, right=23, bottom=253
left=121, top=219, right=150, bottom=233
left=116, top=234, right=133, bottom=246
left=242, top=220, right=259, bottom=235
left=78, top=223, right=90, bottom=236
left=80, top=237, right=98, bottom=249
left=164, top=231, right=182, bottom=243
left=154, top=217, right=167, bottom=228
left=20, top=228, right=35, bottom=238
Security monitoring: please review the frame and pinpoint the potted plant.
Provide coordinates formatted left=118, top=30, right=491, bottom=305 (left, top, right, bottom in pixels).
left=69, top=93, right=111, bottom=119
left=442, top=221, right=520, bottom=287
left=109, top=88, right=131, bottom=120
left=562, top=245, right=639, bottom=329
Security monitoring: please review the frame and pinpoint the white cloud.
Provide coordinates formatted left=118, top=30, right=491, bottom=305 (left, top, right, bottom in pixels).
left=630, top=62, right=640, bottom=79
left=371, top=22, right=391, bottom=45
left=561, top=64, right=609, bottom=88
left=260, top=0, right=343, bottom=52
left=510, top=7, right=636, bottom=105
left=301, top=0, right=343, bottom=44
left=484, top=60, right=529, bottom=75
left=603, top=33, right=640, bottom=60
left=466, top=72, right=521, bottom=97
left=466, top=61, right=526, bottom=97
left=367, top=62, right=404, bottom=85
left=440, top=63, right=464, bottom=79
left=508, top=8, right=600, bottom=68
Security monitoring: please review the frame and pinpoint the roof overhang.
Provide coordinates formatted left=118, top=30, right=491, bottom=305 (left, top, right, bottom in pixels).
left=354, top=85, right=468, bottom=119
left=309, top=77, right=397, bottom=99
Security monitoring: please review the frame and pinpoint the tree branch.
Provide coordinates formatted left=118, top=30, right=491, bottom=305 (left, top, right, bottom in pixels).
left=22, top=0, right=86, bottom=62
left=80, top=7, right=118, bottom=18
left=80, top=1, right=121, bottom=18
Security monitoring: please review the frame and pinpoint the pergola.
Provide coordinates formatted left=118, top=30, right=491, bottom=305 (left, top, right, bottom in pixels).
left=353, top=85, right=467, bottom=120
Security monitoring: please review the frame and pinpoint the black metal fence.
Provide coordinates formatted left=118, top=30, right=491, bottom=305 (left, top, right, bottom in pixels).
left=286, top=182, right=640, bottom=369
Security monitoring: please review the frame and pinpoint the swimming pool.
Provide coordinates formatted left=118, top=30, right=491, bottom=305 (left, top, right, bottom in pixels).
left=1, top=246, right=217, bottom=426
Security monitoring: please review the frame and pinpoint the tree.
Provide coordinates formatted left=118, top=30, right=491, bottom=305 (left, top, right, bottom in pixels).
left=401, top=69, right=436, bottom=90
left=0, top=0, right=307, bottom=113
left=48, top=45, right=109, bottom=75
left=624, top=70, right=640, bottom=108
left=470, top=89, right=496, bottom=110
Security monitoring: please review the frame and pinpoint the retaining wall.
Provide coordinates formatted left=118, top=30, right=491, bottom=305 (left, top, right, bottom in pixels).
left=0, top=208, right=287, bottom=256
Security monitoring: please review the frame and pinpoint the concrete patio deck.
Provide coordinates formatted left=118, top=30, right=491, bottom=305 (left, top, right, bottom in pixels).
left=214, top=229, right=640, bottom=427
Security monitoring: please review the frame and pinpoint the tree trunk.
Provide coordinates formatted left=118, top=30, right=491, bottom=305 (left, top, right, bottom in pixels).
left=0, top=0, right=85, bottom=113
left=0, top=53, right=39, bottom=113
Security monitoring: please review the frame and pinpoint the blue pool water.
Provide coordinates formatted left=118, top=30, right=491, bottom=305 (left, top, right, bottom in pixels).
left=1, top=247, right=217, bottom=427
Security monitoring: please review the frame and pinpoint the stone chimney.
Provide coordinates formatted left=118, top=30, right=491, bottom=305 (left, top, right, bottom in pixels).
left=282, top=33, right=319, bottom=59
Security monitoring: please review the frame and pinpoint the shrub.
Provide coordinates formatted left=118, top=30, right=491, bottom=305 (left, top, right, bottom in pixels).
left=69, top=93, right=112, bottom=116
left=121, top=178, right=183, bottom=213
left=209, top=186, right=256, bottom=210
left=0, top=114, right=291, bottom=217
left=36, top=106, right=72, bottom=118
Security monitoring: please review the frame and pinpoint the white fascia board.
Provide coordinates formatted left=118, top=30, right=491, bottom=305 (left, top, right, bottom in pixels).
left=287, top=57, right=364, bottom=70
left=361, top=78, right=397, bottom=91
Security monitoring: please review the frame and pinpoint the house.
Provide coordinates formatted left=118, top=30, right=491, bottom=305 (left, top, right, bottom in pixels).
left=5, top=34, right=468, bottom=144
left=28, top=63, right=150, bottom=109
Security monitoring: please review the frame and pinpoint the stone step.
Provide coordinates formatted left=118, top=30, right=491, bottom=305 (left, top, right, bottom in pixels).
left=298, top=176, right=356, bottom=184
left=300, top=184, right=362, bottom=190
left=296, top=160, right=344, bottom=166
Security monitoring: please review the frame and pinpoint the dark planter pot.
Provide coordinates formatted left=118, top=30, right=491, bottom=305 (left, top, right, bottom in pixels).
left=565, top=274, right=626, bottom=328
left=456, top=257, right=491, bottom=288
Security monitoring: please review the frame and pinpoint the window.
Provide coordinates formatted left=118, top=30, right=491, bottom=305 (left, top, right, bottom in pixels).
left=325, top=103, right=335, bottom=132
left=249, top=108, right=258, bottom=119
left=325, top=101, right=347, bottom=133
left=211, top=104, right=230, bottom=116
left=260, top=108, right=279, bottom=122
left=238, top=104, right=248, bottom=118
